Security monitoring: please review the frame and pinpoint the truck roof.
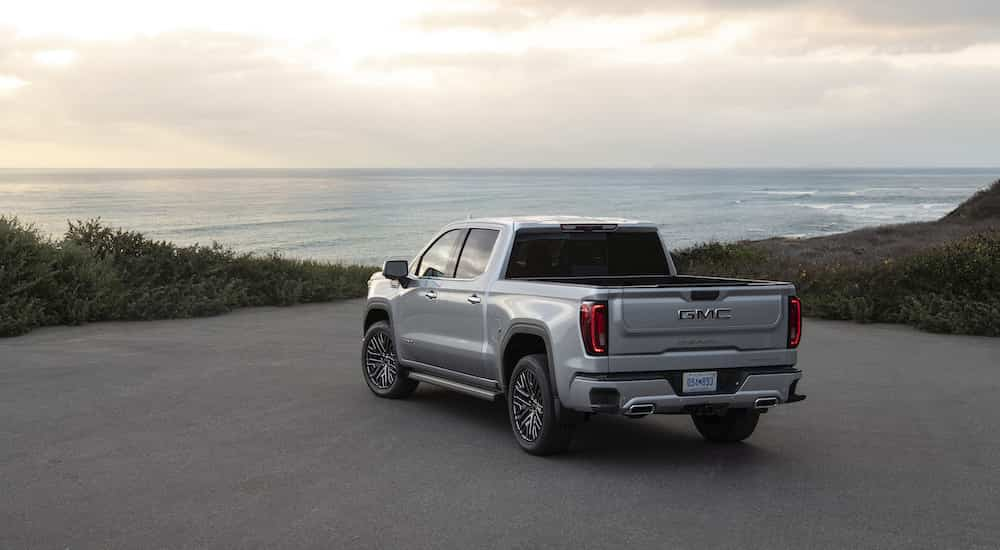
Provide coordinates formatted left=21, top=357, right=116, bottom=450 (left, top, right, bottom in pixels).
left=463, top=216, right=657, bottom=230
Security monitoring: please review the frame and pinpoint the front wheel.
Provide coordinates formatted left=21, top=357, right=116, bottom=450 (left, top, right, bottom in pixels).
left=362, top=321, right=418, bottom=399
left=507, top=354, right=574, bottom=455
left=691, top=408, right=760, bottom=443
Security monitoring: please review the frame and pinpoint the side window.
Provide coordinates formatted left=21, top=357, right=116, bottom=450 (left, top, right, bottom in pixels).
left=417, top=229, right=464, bottom=278
left=455, top=229, right=500, bottom=279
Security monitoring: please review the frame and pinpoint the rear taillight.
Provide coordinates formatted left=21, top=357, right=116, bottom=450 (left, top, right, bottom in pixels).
left=788, top=296, right=802, bottom=348
left=580, top=301, right=608, bottom=355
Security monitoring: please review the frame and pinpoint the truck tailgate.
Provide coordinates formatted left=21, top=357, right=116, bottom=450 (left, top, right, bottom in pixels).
left=608, top=285, right=792, bottom=359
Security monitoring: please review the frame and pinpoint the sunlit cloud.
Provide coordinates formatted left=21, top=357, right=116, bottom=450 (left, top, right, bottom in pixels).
left=32, top=49, right=78, bottom=67
left=0, top=75, right=29, bottom=96
left=0, top=0, right=997, bottom=167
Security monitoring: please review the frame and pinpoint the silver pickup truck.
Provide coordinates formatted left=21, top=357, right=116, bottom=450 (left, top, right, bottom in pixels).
left=363, top=217, right=805, bottom=455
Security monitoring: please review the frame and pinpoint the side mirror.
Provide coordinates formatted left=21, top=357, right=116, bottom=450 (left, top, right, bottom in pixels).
left=383, top=260, right=410, bottom=282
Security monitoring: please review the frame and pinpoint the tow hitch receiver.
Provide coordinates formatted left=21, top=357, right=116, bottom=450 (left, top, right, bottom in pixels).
left=683, top=403, right=730, bottom=415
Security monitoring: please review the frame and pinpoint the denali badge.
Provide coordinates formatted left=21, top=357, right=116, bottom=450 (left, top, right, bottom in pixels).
left=678, top=308, right=733, bottom=320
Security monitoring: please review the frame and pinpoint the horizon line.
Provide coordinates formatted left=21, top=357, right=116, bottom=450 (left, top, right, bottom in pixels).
left=2, top=165, right=999, bottom=172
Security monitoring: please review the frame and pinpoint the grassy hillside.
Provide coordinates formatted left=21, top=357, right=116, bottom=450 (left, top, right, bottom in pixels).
left=0, top=218, right=377, bottom=337
left=673, top=179, right=1000, bottom=336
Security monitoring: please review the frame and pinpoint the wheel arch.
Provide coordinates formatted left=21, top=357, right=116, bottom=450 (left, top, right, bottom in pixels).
left=363, top=304, right=392, bottom=336
left=498, top=322, right=556, bottom=394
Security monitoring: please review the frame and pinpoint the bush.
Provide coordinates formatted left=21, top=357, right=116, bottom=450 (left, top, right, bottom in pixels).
left=6, top=214, right=996, bottom=338
left=675, top=232, right=1000, bottom=336
left=899, top=293, right=1000, bottom=336
left=0, top=217, right=377, bottom=337
left=671, top=241, right=770, bottom=277
left=44, top=242, right=121, bottom=325
left=1, top=217, right=57, bottom=335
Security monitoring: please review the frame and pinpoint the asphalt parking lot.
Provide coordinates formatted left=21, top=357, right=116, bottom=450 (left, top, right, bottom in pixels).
left=2, top=300, right=998, bottom=549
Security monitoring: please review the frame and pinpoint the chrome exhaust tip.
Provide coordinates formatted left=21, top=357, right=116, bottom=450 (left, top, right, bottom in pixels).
left=754, top=397, right=779, bottom=409
left=625, top=403, right=655, bottom=417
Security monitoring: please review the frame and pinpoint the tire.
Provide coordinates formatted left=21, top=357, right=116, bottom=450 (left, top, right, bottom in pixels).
left=507, top=354, right=574, bottom=455
left=362, top=321, right=418, bottom=399
left=691, top=408, right=760, bottom=443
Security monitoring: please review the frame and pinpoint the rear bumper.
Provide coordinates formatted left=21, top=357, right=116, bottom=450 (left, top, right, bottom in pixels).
left=563, top=367, right=804, bottom=414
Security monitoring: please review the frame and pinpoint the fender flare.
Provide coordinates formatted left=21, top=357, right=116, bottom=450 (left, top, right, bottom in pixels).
left=497, top=321, right=556, bottom=393
left=363, top=301, right=394, bottom=336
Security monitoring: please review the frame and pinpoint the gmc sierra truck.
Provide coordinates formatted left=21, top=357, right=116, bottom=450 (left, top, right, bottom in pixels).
left=363, top=217, right=805, bottom=455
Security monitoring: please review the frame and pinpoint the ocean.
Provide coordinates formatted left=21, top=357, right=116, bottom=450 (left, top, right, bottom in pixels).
left=1, top=168, right=995, bottom=265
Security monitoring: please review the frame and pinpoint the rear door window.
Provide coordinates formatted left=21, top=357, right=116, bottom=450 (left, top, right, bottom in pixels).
left=417, top=229, right=465, bottom=278
left=455, top=229, right=500, bottom=279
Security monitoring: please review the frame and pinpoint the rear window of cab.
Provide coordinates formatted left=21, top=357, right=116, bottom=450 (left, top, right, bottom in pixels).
left=505, top=230, right=668, bottom=278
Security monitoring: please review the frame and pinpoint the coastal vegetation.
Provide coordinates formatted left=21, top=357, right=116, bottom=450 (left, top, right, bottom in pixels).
left=2, top=180, right=997, bottom=337
left=0, top=218, right=376, bottom=337
left=673, top=180, right=1000, bottom=336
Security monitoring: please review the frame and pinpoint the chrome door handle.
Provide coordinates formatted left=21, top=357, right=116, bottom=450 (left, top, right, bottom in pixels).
left=467, top=294, right=481, bottom=304
left=423, top=290, right=437, bottom=300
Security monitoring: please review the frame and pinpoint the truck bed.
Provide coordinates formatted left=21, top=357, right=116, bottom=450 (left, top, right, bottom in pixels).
left=505, top=274, right=783, bottom=288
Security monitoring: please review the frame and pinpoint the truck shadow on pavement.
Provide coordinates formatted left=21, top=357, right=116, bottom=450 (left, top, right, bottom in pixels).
left=400, top=384, right=783, bottom=468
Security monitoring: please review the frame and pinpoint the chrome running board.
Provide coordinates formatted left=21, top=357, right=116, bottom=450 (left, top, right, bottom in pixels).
left=408, top=371, right=502, bottom=401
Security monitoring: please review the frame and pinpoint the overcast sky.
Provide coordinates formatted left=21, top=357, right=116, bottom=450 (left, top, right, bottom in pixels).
left=1, top=1, right=998, bottom=168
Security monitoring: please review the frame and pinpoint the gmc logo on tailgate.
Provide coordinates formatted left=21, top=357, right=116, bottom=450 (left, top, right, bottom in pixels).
left=678, top=308, right=733, bottom=320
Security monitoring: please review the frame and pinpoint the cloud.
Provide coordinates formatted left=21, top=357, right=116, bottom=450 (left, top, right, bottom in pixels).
left=32, top=49, right=79, bottom=67
left=360, top=49, right=573, bottom=75
left=731, top=13, right=1000, bottom=55
left=0, top=31, right=374, bottom=166
left=0, top=74, right=29, bottom=97
left=0, top=6, right=998, bottom=168
left=409, top=7, right=539, bottom=32
left=507, top=0, right=1000, bottom=26
left=416, top=1, right=1000, bottom=53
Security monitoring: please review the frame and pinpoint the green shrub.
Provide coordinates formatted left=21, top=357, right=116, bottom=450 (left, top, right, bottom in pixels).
left=898, top=293, right=1000, bottom=336
left=1, top=217, right=56, bottom=335
left=0, top=217, right=378, bottom=337
left=5, top=214, right=996, bottom=338
left=0, top=295, right=45, bottom=337
left=675, top=232, right=1000, bottom=336
left=671, top=241, right=771, bottom=278
left=44, top=242, right=121, bottom=325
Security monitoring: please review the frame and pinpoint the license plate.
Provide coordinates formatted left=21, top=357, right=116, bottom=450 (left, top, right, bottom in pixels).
left=683, top=371, right=718, bottom=393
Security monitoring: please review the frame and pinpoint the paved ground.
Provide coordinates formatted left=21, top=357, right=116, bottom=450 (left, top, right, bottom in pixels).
left=1, top=300, right=998, bottom=549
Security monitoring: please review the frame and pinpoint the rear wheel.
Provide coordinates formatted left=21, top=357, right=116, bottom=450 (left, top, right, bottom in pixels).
left=507, top=354, right=574, bottom=455
left=362, top=321, right=418, bottom=399
left=691, top=408, right=760, bottom=443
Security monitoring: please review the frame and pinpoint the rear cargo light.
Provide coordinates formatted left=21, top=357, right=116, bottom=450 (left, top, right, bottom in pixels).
left=560, top=224, right=618, bottom=232
left=580, top=301, right=608, bottom=355
left=788, top=296, right=802, bottom=348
